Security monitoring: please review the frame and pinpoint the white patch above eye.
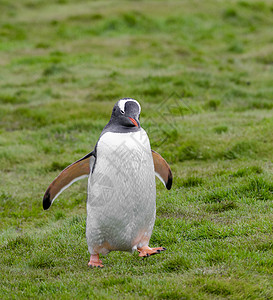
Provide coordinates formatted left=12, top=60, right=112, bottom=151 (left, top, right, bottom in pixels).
left=118, top=99, right=141, bottom=114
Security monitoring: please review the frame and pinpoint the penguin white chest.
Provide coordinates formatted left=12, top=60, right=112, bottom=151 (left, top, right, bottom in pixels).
left=86, top=129, right=156, bottom=254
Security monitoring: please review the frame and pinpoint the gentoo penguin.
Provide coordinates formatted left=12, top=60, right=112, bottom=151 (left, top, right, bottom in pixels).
left=43, top=98, right=172, bottom=267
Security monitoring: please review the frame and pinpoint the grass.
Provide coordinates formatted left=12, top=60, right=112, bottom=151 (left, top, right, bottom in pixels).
left=1, top=0, right=273, bottom=298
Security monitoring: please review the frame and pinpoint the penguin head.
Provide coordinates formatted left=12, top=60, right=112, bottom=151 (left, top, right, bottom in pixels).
left=111, top=98, right=141, bottom=128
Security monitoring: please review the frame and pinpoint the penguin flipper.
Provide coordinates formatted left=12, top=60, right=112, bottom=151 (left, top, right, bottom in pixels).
left=152, top=150, right=173, bottom=190
left=43, top=151, right=95, bottom=210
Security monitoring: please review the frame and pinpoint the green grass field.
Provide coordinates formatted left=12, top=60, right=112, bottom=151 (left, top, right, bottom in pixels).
left=1, top=0, right=273, bottom=298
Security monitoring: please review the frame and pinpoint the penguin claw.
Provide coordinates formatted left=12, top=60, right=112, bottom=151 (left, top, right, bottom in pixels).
left=88, top=262, right=104, bottom=268
left=88, top=254, right=104, bottom=268
left=137, top=246, right=166, bottom=257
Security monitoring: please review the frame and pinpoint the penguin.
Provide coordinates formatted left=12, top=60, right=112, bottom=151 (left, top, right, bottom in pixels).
left=43, top=98, right=172, bottom=267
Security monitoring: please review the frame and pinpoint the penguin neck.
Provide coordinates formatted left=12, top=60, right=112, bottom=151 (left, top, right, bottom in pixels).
left=101, top=119, right=141, bottom=135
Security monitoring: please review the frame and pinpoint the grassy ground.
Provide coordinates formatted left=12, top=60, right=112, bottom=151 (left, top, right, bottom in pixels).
left=1, top=0, right=273, bottom=298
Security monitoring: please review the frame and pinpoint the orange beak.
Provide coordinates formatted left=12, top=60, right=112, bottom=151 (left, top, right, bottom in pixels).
left=128, top=117, right=139, bottom=127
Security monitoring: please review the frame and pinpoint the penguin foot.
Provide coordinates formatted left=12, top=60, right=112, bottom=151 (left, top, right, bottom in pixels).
left=137, top=246, right=166, bottom=257
left=88, top=254, right=104, bottom=268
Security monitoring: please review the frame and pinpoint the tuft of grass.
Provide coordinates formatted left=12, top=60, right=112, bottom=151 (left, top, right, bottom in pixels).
left=43, top=64, right=68, bottom=76
left=54, top=210, right=66, bottom=220
left=223, top=141, right=257, bottom=160
left=163, top=254, right=191, bottom=272
left=4, top=235, right=34, bottom=251
left=206, top=200, right=237, bottom=213
left=0, top=93, right=28, bottom=104
left=231, top=165, right=263, bottom=177
left=28, top=252, right=56, bottom=269
left=241, top=176, right=273, bottom=201
left=176, top=176, right=203, bottom=188
left=205, top=99, right=221, bottom=111
left=201, top=279, right=232, bottom=296
left=213, top=125, right=228, bottom=134
left=248, top=101, right=273, bottom=110
left=177, top=143, right=203, bottom=161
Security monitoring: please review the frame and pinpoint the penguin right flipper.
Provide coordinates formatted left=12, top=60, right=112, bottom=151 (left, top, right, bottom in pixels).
left=43, top=151, right=95, bottom=210
left=152, top=150, right=173, bottom=190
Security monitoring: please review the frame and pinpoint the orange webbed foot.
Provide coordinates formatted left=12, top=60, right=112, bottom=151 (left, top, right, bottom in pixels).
left=137, top=246, right=166, bottom=257
left=88, top=254, right=104, bottom=268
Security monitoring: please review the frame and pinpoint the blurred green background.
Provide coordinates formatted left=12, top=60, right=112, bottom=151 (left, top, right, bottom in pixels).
left=1, top=0, right=273, bottom=298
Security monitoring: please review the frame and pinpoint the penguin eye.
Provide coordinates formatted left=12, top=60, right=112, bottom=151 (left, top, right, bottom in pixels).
left=120, top=109, right=125, bottom=114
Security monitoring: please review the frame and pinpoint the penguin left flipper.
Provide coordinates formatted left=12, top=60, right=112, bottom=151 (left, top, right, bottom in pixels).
left=152, top=150, right=173, bottom=190
left=43, top=151, right=95, bottom=210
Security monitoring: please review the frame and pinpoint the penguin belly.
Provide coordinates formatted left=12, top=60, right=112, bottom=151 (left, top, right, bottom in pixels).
left=86, top=129, right=156, bottom=255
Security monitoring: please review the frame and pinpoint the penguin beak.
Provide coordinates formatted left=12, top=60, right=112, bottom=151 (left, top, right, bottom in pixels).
left=128, top=117, right=139, bottom=127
